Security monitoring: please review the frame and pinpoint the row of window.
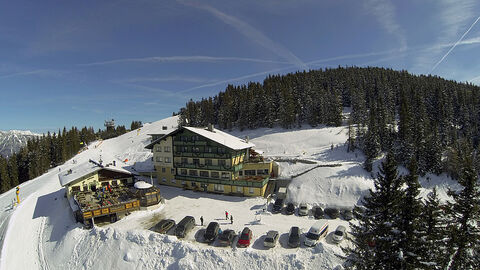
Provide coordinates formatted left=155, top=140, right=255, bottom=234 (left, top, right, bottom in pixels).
left=179, top=169, right=230, bottom=179
left=155, top=145, right=171, bottom=152
left=160, top=178, right=255, bottom=194
left=240, top=169, right=270, bottom=176
left=175, top=146, right=227, bottom=154
left=155, top=156, right=172, bottom=163
left=179, top=157, right=228, bottom=166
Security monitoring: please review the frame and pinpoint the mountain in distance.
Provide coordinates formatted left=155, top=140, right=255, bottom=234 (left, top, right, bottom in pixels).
left=0, top=130, right=41, bottom=158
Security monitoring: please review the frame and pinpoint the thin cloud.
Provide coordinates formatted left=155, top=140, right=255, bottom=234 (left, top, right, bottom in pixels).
left=431, top=16, right=480, bottom=72
left=117, top=76, right=214, bottom=84
left=0, top=69, right=64, bottom=79
left=468, top=74, right=480, bottom=83
left=79, top=56, right=288, bottom=66
left=364, top=0, right=407, bottom=51
left=178, top=0, right=308, bottom=70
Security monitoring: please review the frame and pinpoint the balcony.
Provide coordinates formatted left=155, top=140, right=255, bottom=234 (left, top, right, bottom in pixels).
left=175, top=174, right=269, bottom=188
left=174, top=162, right=242, bottom=172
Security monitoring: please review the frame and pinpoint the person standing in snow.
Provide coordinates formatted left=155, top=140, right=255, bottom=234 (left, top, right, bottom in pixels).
left=230, top=215, right=233, bottom=224
left=200, top=216, right=204, bottom=226
left=225, top=211, right=228, bottom=220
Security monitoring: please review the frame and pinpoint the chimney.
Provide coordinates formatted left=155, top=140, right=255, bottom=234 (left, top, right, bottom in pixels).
left=207, top=123, right=214, bottom=132
left=245, top=136, right=249, bottom=143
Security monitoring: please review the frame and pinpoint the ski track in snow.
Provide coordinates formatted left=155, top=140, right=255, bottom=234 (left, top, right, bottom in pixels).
left=0, top=116, right=462, bottom=270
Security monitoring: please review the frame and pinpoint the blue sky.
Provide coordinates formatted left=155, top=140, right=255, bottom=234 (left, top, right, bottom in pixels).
left=1, top=0, right=480, bottom=133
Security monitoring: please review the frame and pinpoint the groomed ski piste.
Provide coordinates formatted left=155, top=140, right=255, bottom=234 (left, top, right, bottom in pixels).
left=0, top=116, right=461, bottom=270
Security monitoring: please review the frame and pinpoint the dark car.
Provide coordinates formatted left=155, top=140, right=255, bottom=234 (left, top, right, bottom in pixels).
left=285, top=203, right=295, bottom=215
left=175, top=216, right=195, bottom=238
left=313, top=206, right=324, bottom=219
left=288, top=226, right=301, bottom=248
left=153, top=219, right=175, bottom=234
left=324, top=207, right=340, bottom=219
left=218, top=229, right=236, bottom=246
left=342, top=209, right=354, bottom=221
left=204, top=222, right=220, bottom=243
left=237, top=227, right=253, bottom=248
left=272, top=198, right=284, bottom=213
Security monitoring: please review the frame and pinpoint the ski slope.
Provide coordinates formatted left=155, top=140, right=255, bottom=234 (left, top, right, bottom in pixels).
left=0, top=116, right=460, bottom=270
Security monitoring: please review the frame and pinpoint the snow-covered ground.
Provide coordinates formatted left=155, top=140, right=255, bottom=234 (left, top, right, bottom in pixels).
left=0, top=117, right=460, bottom=270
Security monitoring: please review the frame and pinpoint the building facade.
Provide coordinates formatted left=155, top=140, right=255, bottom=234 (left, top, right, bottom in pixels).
left=146, top=126, right=274, bottom=197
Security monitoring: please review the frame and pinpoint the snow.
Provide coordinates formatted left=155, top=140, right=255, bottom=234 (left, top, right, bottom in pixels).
left=58, top=162, right=132, bottom=186
left=0, top=116, right=462, bottom=270
left=184, top=126, right=255, bottom=150
left=134, top=181, right=153, bottom=189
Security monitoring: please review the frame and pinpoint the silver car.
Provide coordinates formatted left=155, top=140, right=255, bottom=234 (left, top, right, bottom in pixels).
left=332, top=225, right=346, bottom=243
left=298, top=203, right=309, bottom=216
left=263, top=230, right=279, bottom=248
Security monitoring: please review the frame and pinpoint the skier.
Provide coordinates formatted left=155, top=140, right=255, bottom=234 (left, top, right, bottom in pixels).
left=200, top=216, right=204, bottom=226
left=230, top=215, right=233, bottom=224
left=225, top=211, right=228, bottom=220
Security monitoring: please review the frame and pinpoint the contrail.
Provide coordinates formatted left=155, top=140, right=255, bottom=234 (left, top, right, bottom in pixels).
left=431, top=15, right=480, bottom=72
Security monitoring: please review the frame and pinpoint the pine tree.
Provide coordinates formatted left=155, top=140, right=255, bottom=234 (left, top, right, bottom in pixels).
left=346, top=151, right=404, bottom=269
left=0, top=157, right=11, bottom=193
left=398, top=157, right=423, bottom=268
left=445, top=148, right=480, bottom=269
left=418, top=188, right=448, bottom=269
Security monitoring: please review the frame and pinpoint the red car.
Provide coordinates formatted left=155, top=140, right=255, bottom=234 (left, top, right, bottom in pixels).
left=237, top=227, right=252, bottom=247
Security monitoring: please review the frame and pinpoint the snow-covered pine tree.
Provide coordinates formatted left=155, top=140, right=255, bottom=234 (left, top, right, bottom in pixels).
left=418, top=188, right=448, bottom=269
left=398, top=157, right=423, bottom=268
left=346, top=151, right=404, bottom=269
left=445, top=147, right=480, bottom=270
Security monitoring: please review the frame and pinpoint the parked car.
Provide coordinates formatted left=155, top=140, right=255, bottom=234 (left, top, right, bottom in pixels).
left=285, top=203, right=295, bottom=215
left=272, top=198, right=284, bottom=213
left=313, top=206, right=324, bottom=219
left=324, top=207, right=340, bottom=219
left=288, top=226, right=301, bottom=248
left=332, top=225, right=347, bottom=243
left=263, top=230, right=279, bottom=248
left=204, top=222, right=220, bottom=243
left=153, top=219, right=175, bottom=234
left=218, top=229, right=236, bottom=246
left=298, top=203, right=309, bottom=216
left=304, top=221, right=329, bottom=247
left=342, top=209, right=354, bottom=221
left=175, top=216, right=195, bottom=238
left=237, top=227, right=253, bottom=247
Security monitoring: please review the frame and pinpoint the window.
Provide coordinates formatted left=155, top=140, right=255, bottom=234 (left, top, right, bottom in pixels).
left=257, top=169, right=266, bottom=175
left=164, top=146, right=171, bottom=152
left=245, top=170, right=256, bottom=176
left=155, top=156, right=162, bottom=162
left=219, top=159, right=226, bottom=166
left=218, top=148, right=225, bottom=154
left=180, top=169, right=187, bottom=175
left=165, top=157, right=171, bottom=163
left=207, top=147, right=213, bottom=153
left=239, top=171, right=243, bottom=176
left=112, top=180, right=118, bottom=186
left=162, top=178, right=166, bottom=182
left=181, top=146, right=188, bottom=152
left=205, top=159, right=212, bottom=165
left=221, top=172, right=230, bottom=179
left=249, top=187, right=254, bottom=194
left=181, top=181, right=186, bottom=185
left=162, top=167, right=166, bottom=173
left=200, top=171, right=209, bottom=177
left=214, top=184, right=224, bottom=191
left=171, top=179, right=176, bottom=183
left=192, top=147, right=200, bottom=153
left=211, top=172, right=219, bottom=178
left=155, top=145, right=162, bottom=152
left=71, top=186, right=80, bottom=192
left=237, top=186, right=243, bottom=193
left=182, top=157, right=188, bottom=164
left=180, top=136, right=187, bottom=142
left=189, top=170, right=198, bottom=177
left=171, top=168, right=175, bottom=174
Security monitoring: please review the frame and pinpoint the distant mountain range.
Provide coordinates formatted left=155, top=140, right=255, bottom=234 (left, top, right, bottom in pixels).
left=0, top=130, right=41, bottom=158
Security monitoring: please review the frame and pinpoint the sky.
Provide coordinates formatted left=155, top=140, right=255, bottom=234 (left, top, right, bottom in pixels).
left=1, top=0, right=480, bottom=133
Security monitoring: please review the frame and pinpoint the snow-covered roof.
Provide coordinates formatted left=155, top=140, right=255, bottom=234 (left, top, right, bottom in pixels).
left=58, top=162, right=132, bottom=187
left=134, top=181, right=153, bottom=189
left=183, top=126, right=255, bottom=150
